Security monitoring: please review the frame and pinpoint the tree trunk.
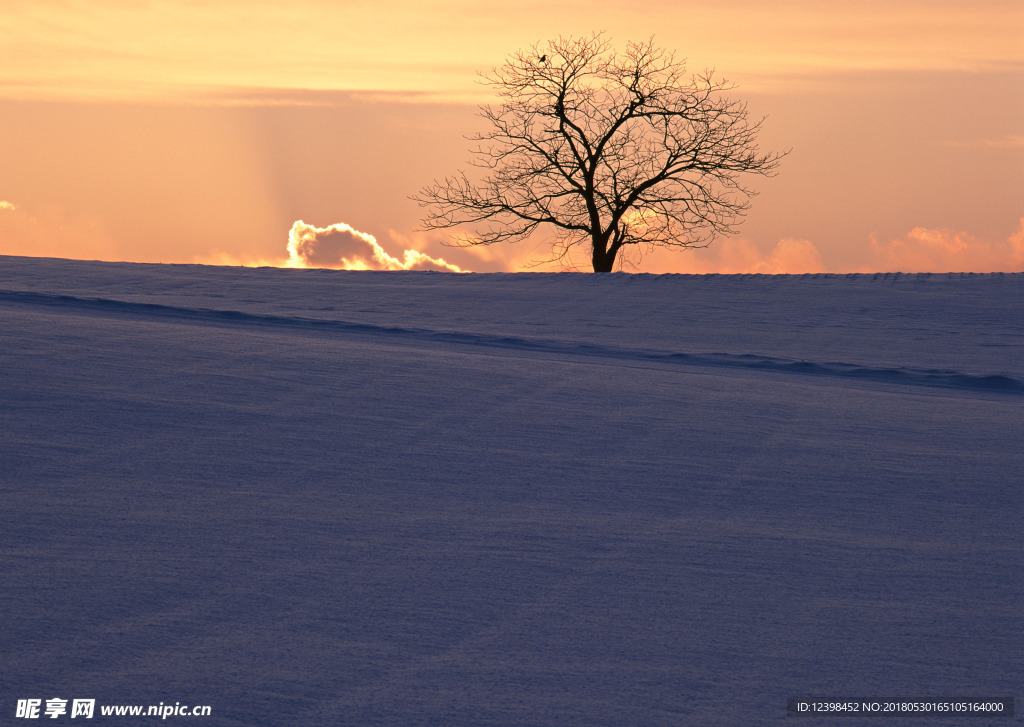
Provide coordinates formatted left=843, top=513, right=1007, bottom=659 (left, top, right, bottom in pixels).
left=591, top=241, right=616, bottom=272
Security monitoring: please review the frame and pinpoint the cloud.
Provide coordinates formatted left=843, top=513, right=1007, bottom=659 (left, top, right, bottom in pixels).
left=634, top=237, right=826, bottom=275
left=624, top=222, right=1024, bottom=274
left=286, top=220, right=464, bottom=272
left=865, top=220, right=1024, bottom=273
left=191, top=249, right=286, bottom=268
left=0, top=201, right=122, bottom=260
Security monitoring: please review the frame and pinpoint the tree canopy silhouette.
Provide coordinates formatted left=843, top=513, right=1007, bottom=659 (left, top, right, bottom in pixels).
left=415, top=34, right=785, bottom=272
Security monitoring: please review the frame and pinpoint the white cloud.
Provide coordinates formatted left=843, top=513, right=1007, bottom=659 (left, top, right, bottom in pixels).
left=286, top=220, right=464, bottom=272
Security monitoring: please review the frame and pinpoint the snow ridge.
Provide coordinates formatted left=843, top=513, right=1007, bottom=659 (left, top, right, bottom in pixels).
left=4, top=288, right=1020, bottom=396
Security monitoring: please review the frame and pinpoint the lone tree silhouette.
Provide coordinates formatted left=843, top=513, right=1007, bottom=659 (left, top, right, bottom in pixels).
left=415, top=34, right=785, bottom=272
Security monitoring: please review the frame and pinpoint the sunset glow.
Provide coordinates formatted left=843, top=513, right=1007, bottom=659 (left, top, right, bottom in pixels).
left=1, top=1, right=1021, bottom=272
left=3, top=1, right=1020, bottom=101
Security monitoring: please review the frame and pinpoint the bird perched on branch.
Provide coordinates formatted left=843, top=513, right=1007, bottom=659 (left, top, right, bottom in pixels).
left=539, top=54, right=547, bottom=63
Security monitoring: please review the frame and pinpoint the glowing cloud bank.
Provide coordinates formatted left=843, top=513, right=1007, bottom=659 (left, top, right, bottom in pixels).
left=286, top=221, right=463, bottom=272
left=646, top=221, right=1024, bottom=275
left=0, top=200, right=121, bottom=261
left=660, top=237, right=825, bottom=275
left=868, top=221, right=1024, bottom=273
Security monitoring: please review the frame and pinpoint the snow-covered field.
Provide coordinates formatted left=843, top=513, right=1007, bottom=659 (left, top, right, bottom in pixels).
left=1, top=256, right=1020, bottom=726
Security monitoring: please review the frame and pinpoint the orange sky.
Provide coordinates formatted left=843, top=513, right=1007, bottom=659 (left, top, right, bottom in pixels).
left=1, top=1, right=1022, bottom=272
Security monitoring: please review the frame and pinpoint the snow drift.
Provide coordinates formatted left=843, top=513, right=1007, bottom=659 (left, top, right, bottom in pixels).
left=1, top=257, right=1020, bottom=726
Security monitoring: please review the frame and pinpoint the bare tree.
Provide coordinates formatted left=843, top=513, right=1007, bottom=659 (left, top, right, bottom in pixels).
left=415, top=34, right=785, bottom=272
